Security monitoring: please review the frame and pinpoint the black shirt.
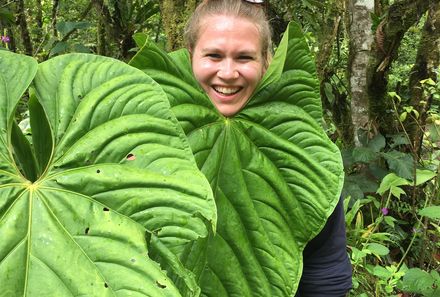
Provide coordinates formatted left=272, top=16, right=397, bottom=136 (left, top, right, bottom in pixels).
left=296, top=198, right=352, bottom=297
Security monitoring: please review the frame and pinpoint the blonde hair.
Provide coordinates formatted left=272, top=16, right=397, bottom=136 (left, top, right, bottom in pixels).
left=185, top=0, right=273, bottom=67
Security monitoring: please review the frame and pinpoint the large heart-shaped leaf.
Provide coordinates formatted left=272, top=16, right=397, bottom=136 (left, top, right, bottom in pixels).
left=0, top=51, right=216, bottom=296
left=130, top=22, right=344, bottom=296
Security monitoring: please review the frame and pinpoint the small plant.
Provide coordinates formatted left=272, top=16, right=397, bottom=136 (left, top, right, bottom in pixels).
left=398, top=268, right=440, bottom=297
left=347, top=168, right=439, bottom=296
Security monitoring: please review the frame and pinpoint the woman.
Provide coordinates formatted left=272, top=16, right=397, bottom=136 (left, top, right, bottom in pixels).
left=184, top=1, right=352, bottom=296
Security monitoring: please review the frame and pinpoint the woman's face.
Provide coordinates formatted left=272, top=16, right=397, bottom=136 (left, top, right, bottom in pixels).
left=191, top=15, right=266, bottom=117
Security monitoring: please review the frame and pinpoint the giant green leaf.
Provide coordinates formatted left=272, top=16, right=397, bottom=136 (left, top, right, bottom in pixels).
left=130, top=22, right=344, bottom=296
left=0, top=51, right=216, bottom=296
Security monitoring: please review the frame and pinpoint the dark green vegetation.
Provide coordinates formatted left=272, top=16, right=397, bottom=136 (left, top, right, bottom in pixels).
left=1, top=0, right=439, bottom=296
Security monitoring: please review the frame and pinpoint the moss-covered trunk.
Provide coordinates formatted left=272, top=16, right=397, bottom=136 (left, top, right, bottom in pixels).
left=160, top=0, right=197, bottom=51
left=408, top=2, right=440, bottom=157
left=366, top=0, right=432, bottom=136
left=317, top=0, right=354, bottom=146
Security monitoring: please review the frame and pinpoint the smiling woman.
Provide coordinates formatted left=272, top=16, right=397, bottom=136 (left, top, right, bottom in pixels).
left=185, top=0, right=273, bottom=117
left=130, top=0, right=352, bottom=296
left=183, top=1, right=352, bottom=296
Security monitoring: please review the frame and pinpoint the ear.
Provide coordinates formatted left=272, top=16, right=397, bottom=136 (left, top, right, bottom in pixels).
left=264, top=52, right=272, bottom=71
left=188, top=48, right=194, bottom=63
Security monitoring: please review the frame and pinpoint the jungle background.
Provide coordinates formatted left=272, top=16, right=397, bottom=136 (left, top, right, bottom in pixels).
left=1, top=0, right=439, bottom=296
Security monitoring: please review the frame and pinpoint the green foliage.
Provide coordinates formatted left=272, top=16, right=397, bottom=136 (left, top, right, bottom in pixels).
left=345, top=159, right=439, bottom=296
left=398, top=268, right=440, bottom=297
left=376, top=173, right=410, bottom=198
left=0, top=50, right=216, bottom=296
left=387, top=18, right=423, bottom=95
left=0, top=7, right=14, bottom=25
left=3, top=0, right=161, bottom=60
left=344, top=81, right=439, bottom=295
left=56, top=21, right=91, bottom=37
left=419, top=206, right=440, bottom=220
left=130, top=22, right=344, bottom=296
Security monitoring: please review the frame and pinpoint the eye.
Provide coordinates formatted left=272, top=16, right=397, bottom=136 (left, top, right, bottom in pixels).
left=206, top=53, right=222, bottom=59
left=238, top=55, right=255, bottom=61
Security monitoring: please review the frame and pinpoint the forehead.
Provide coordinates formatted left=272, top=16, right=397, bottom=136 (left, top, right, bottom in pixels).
left=196, top=15, right=262, bottom=50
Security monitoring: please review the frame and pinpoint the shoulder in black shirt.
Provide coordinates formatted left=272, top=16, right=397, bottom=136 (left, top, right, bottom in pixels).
left=296, top=198, right=352, bottom=297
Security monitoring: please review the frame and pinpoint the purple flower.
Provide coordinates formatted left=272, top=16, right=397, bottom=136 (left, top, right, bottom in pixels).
left=381, top=207, right=389, bottom=216
left=1, top=36, right=10, bottom=43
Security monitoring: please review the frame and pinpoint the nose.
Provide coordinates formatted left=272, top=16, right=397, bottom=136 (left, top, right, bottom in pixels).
left=217, top=59, right=239, bottom=80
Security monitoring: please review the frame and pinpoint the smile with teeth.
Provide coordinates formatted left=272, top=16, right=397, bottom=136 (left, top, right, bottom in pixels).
left=213, top=86, right=242, bottom=95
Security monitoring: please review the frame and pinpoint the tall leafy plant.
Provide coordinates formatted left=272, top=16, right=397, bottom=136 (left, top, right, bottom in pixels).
left=130, top=22, right=344, bottom=296
left=0, top=51, right=216, bottom=296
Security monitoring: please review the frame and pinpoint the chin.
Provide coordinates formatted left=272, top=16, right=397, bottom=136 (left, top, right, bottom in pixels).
left=217, top=106, right=240, bottom=117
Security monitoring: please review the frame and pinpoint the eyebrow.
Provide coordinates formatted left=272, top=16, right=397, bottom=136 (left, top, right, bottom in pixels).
left=200, top=47, right=258, bottom=56
left=199, top=47, right=221, bottom=53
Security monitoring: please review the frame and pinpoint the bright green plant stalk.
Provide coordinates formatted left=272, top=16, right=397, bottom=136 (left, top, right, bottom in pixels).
left=130, top=22, right=345, bottom=296
left=366, top=190, right=393, bottom=244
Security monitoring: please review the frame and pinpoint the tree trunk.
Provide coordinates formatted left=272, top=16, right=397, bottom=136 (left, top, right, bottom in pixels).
left=51, top=0, right=60, bottom=37
left=367, top=0, right=432, bottom=136
left=35, top=0, right=43, bottom=42
left=16, top=0, right=33, bottom=55
left=408, top=1, right=440, bottom=157
left=92, top=0, right=119, bottom=53
left=160, top=0, right=197, bottom=51
left=317, top=0, right=355, bottom=146
left=346, top=0, right=375, bottom=146
left=97, top=17, right=107, bottom=56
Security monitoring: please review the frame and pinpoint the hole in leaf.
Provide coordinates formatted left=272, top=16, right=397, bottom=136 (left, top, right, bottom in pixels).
left=126, top=153, right=136, bottom=161
left=156, top=281, right=166, bottom=289
left=103, top=207, right=109, bottom=211
left=130, top=258, right=136, bottom=263
left=85, top=227, right=90, bottom=234
left=96, top=169, right=100, bottom=173
left=104, top=283, right=108, bottom=288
